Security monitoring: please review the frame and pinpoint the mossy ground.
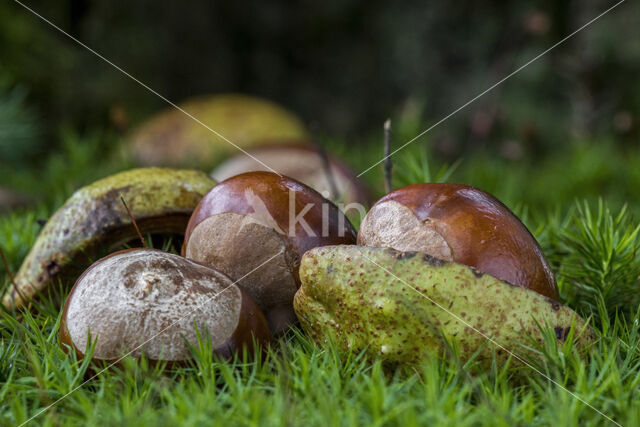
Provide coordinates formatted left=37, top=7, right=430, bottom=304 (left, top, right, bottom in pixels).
left=2, top=130, right=640, bottom=426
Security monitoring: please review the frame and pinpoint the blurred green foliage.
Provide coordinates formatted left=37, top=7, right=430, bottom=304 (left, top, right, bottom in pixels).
left=0, top=80, right=41, bottom=165
left=1, top=0, right=638, bottom=157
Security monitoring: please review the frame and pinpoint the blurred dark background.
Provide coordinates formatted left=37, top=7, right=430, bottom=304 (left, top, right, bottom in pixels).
left=1, top=0, right=639, bottom=211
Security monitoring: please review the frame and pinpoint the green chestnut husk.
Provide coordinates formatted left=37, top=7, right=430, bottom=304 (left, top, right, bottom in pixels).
left=294, top=245, right=595, bottom=367
left=2, top=167, right=215, bottom=310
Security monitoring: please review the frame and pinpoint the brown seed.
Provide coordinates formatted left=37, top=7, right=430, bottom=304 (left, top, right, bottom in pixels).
left=211, top=144, right=371, bottom=205
left=183, top=172, right=357, bottom=334
left=357, top=183, right=558, bottom=299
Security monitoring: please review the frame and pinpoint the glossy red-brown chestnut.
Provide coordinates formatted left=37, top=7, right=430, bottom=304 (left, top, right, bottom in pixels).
left=210, top=144, right=371, bottom=206
left=357, top=183, right=558, bottom=300
left=182, top=171, right=358, bottom=334
left=60, top=248, right=271, bottom=363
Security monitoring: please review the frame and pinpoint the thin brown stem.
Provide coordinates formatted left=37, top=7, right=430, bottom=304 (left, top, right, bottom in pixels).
left=0, top=246, right=16, bottom=285
left=384, top=119, right=393, bottom=193
left=120, top=195, right=147, bottom=248
left=314, top=142, right=339, bottom=201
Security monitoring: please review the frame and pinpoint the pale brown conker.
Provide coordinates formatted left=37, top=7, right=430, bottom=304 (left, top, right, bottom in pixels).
left=210, top=144, right=371, bottom=206
left=60, top=248, right=271, bottom=363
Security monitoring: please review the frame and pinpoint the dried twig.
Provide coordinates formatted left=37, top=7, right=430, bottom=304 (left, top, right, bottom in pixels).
left=384, top=119, right=393, bottom=193
left=0, top=246, right=16, bottom=285
left=314, top=141, right=339, bottom=201
left=120, top=195, right=147, bottom=248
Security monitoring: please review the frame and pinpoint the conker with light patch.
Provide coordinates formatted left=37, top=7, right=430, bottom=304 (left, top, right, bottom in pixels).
left=182, top=171, right=358, bottom=334
left=357, top=183, right=558, bottom=300
left=60, top=249, right=271, bottom=363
